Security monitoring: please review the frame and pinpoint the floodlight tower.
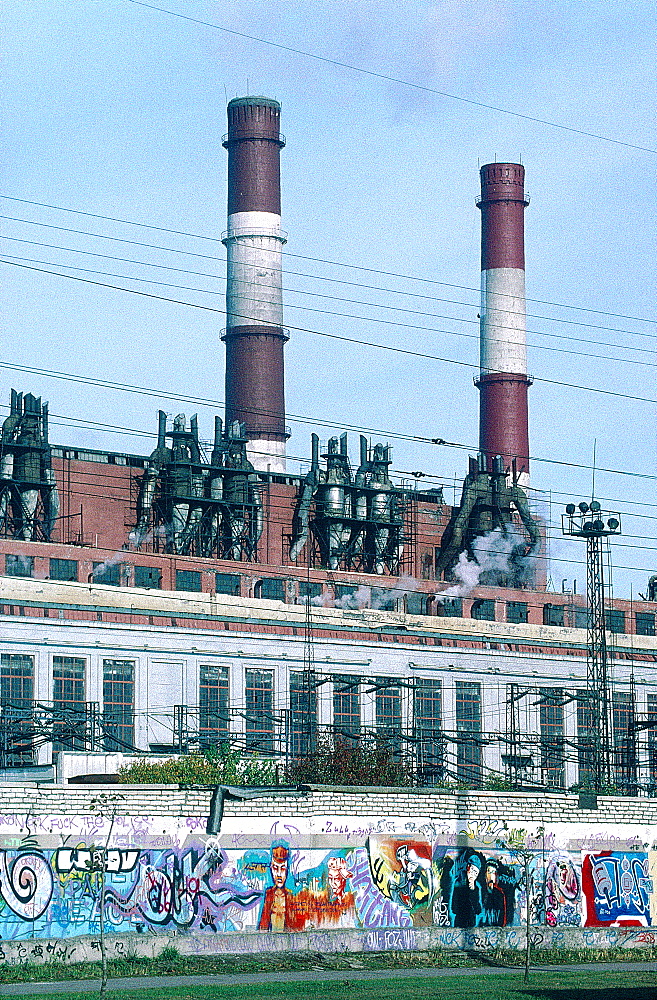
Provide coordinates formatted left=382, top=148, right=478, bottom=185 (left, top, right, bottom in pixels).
left=562, top=501, right=622, bottom=790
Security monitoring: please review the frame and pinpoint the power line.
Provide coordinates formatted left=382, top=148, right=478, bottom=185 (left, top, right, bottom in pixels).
left=3, top=248, right=656, bottom=365
left=2, top=205, right=655, bottom=329
left=3, top=258, right=656, bottom=410
left=123, top=0, right=657, bottom=155
left=1, top=353, right=656, bottom=484
left=3, top=251, right=655, bottom=372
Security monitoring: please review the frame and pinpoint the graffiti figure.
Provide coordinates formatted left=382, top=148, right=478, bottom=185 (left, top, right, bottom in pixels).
left=482, top=859, right=506, bottom=926
left=449, top=851, right=484, bottom=928
left=544, top=853, right=580, bottom=927
left=258, top=843, right=295, bottom=931
left=390, top=845, right=432, bottom=912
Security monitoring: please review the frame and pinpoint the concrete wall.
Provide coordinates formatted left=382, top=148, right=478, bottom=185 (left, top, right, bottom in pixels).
left=0, top=784, right=654, bottom=958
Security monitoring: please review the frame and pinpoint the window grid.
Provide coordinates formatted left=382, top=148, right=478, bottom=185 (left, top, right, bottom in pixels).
left=49, top=558, right=78, bottom=582
left=0, top=654, right=35, bottom=764
left=53, top=656, right=86, bottom=751
left=103, top=660, right=135, bottom=751
left=333, top=674, right=361, bottom=739
left=539, top=688, right=565, bottom=787
left=636, top=612, right=655, bottom=637
left=455, top=681, right=482, bottom=785
left=507, top=601, right=528, bottom=624
left=199, top=665, right=230, bottom=744
left=245, top=668, right=274, bottom=752
left=414, top=678, right=443, bottom=781
left=577, top=693, right=596, bottom=786
left=289, top=671, right=317, bottom=756
left=375, top=679, right=402, bottom=758
left=612, top=692, right=632, bottom=784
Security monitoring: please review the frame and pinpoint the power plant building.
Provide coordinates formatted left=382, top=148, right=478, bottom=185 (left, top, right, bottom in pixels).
left=1, top=97, right=655, bottom=791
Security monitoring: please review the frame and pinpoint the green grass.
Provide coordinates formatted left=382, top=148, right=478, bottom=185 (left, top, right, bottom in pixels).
left=20, top=968, right=657, bottom=1000
left=1, top=945, right=655, bottom=985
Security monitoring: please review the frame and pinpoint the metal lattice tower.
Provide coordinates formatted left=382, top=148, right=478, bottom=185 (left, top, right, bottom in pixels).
left=562, top=500, right=621, bottom=791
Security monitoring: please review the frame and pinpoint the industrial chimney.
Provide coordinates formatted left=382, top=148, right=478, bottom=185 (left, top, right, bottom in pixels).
left=222, top=96, right=288, bottom=472
left=476, top=163, right=532, bottom=487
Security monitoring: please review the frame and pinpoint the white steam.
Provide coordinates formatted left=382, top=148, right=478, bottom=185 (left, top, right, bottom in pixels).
left=438, top=527, right=537, bottom=599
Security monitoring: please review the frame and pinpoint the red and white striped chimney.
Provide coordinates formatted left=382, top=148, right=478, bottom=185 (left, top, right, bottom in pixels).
left=476, top=162, right=532, bottom=487
left=222, top=96, right=288, bottom=472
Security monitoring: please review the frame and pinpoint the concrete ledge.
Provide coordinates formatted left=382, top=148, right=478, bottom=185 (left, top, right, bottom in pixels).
left=0, top=925, right=654, bottom=967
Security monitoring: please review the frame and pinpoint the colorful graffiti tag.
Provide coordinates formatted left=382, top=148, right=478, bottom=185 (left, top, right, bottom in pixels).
left=0, top=831, right=653, bottom=941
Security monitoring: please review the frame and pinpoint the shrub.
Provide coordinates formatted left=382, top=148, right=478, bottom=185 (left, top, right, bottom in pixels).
left=117, top=743, right=278, bottom=785
left=287, top=737, right=413, bottom=786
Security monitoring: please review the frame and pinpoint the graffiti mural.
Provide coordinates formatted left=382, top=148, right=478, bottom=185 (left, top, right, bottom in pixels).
left=582, top=852, right=653, bottom=927
left=0, top=818, right=653, bottom=942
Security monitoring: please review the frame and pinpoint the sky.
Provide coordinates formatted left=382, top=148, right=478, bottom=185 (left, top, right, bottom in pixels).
left=2, top=0, right=655, bottom=598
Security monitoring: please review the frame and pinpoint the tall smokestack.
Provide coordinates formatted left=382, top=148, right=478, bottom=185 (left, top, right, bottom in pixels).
left=476, top=163, right=532, bottom=487
left=222, top=96, right=288, bottom=472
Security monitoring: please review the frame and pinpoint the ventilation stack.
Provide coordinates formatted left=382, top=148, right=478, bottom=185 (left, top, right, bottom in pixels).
left=476, top=163, right=532, bottom=487
left=222, top=96, right=288, bottom=472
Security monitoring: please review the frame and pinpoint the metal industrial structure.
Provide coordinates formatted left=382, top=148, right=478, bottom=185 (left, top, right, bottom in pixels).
left=0, top=391, right=59, bottom=542
left=290, top=433, right=407, bottom=574
left=133, top=411, right=262, bottom=560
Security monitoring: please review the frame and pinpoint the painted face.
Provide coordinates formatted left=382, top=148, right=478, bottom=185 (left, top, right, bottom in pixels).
left=328, top=870, right=346, bottom=896
left=486, top=865, right=497, bottom=887
left=270, top=849, right=289, bottom=888
left=466, top=862, right=480, bottom=888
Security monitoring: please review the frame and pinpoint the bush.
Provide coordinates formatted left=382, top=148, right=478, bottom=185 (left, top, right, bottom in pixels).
left=117, top=743, right=278, bottom=785
left=287, top=738, right=413, bottom=786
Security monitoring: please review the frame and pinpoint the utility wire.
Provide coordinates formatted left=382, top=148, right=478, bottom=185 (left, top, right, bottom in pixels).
left=2, top=206, right=655, bottom=328
left=3, top=259, right=657, bottom=412
left=123, top=0, right=657, bottom=155
left=3, top=249, right=656, bottom=365
left=1, top=351, right=656, bottom=485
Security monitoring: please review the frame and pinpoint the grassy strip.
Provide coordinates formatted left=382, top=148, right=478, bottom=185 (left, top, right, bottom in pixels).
left=0, top=944, right=655, bottom=985
left=20, top=968, right=657, bottom=1000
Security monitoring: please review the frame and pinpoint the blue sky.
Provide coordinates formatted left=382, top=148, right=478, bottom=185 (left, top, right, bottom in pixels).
left=2, top=0, right=655, bottom=597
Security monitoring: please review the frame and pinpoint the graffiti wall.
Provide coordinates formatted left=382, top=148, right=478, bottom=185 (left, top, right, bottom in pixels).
left=0, top=813, right=654, bottom=943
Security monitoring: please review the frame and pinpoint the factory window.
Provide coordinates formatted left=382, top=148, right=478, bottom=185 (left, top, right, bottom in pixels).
left=289, top=670, right=317, bottom=757
left=471, top=599, right=496, bottom=621
left=299, top=581, right=322, bottom=602
left=648, top=694, right=657, bottom=788
left=574, top=607, right=590, bottom=629
left=636, top=612, right=655, bottom=636
left=255, top=578, right=285, bottom=602
left=333, top=674, right=360, bottom=740
left=49, top=558, right=78, bottom=582
left=543, top=604, right=565, bottom=627
left=103, top=660, right=135, bottom=751
left=52, top=656, right=86, bottom=751
left=414, top=678, right=443, bottom=783
left=215, top=573, right=241, bottom=596
left=612, top=692, right=633, bottom=788
left=0, top=654, right=35, bottom=764
left=5, top=555, right=34, bottom=578
left=404, top=592, right=428, bottom=616
left=244, top=668, right=274, bottom=753
left=437, top=597, right=463, bottom=618
left=455, top=681, right=482, bottom=786
left=175, top=570, right=201, bottom=593
left=506, top=601, right=528, bottom=624
left=374, top=678, right=402, bottom=758
left=134, top=566, right=161, bottom=589
left=576, top=692, right=596, bottom=786
left=605, top=609, right=626, bottom=634
left=334, top=584, right=358, bottom=603
left=199, top=665, right=230, bottom=745
left=539, top=689, right=565, bottom=788
left=92, top=561, right=121, bottom=586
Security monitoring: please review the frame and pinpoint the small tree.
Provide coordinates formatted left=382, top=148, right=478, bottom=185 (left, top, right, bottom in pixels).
left=89, top=792, right=125, bottom=997
left=495, top=824, right=545, bottom=983
left=117, top=743, right=277, bottom=785
left=287, top=736, right=414, bottom=786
